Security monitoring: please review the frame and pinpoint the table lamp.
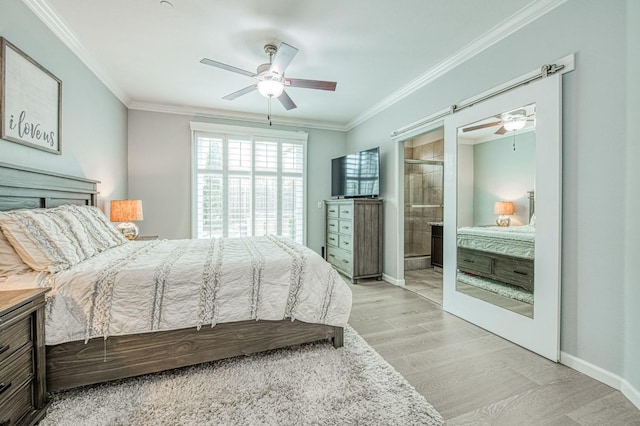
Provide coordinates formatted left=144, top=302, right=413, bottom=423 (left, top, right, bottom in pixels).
left=110, top=200, right=143, bottom=240
left=494, top=201, right=514, bottom=227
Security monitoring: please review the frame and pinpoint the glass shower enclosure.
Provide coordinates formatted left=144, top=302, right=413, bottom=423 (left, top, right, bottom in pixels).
left=404, top=159, right=444, bottom=268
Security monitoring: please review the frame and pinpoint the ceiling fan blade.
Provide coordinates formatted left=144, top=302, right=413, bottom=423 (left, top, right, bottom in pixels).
left=277, top=90, right=297, bottom=110
left=462, top=121, right=502, bottom=133
left=495, top=126, right=507, bottom=135
left=223, top=84, right=257, bottom=100
left=200, top=58, right=256, bottom=78
left=285, top=78, right=337, bottom=91
left=270, top=43, right=298, bottom=76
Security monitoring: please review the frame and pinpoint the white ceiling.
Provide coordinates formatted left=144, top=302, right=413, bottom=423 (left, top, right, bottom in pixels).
left=29, top=0, right=561, bottom=129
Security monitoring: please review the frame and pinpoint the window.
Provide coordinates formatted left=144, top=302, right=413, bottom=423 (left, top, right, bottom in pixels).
left=192, top=123, right=307, bottom=244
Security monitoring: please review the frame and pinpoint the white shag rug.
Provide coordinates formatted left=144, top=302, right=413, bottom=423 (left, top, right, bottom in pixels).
left=41, top=326, right=444, bottom=426
left=457, top=272, right=534, bottom=304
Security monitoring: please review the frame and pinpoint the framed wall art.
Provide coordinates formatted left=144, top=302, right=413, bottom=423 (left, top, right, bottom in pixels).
left=0, top=37, right=62, bottom=154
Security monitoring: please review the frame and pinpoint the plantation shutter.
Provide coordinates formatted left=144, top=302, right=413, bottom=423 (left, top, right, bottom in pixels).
left=192, top=124, right=307, bottom=244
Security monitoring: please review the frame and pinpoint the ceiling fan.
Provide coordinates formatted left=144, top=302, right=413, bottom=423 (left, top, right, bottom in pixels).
left=200, top=42, right=337, bottom=111
left=462, top=109, right=534, bottom=135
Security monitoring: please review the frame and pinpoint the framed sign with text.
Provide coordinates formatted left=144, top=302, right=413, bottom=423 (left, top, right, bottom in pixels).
left=0, top=38, right=62, bottom=154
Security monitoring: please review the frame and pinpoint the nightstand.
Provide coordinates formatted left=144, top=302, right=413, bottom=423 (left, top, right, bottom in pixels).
left=136, top=235, right=159, bottom=241
left=0, top=288, right=50, bottom=426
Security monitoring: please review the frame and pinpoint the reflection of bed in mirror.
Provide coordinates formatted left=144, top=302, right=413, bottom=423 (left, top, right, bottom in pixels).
left=457, top=191, right=535, bottom=295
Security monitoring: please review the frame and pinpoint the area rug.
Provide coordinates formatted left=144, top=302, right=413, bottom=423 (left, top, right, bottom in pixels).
left=458, top=272, right=533, bottom=304
left=40, top=326, right=444, bottom=426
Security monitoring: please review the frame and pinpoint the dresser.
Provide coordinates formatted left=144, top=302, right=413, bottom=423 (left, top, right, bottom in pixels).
left=0, top=288, right=49, bottom=426
left=325, top=199, right=383, bottom=283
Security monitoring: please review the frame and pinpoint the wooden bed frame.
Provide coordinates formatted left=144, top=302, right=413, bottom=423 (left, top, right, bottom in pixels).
left=457, top=191, right=535, bottom=292
left=0, top=162, right=344, bottom=391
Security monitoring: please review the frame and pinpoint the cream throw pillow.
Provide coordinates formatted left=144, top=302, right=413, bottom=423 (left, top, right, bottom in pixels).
left=0, top=229, right=32, bottom=277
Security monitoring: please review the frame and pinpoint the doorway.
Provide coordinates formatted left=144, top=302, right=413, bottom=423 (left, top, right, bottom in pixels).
left=402, top=128, right=445, bottom=305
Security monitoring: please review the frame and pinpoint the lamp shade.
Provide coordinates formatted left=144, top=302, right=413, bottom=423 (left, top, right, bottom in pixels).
left=110, top=200, right=143, bottom=222
left=493, top=201, right=514, bottom=215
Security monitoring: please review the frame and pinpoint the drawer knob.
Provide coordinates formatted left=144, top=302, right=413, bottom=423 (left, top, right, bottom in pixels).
left=342, top=260, right=349, bottom=264
left=463, top=259, right=475, bottom=263
left=0, top=381, right=12, bottom=396
left=0, top=345, right=8, bottom=356
left=329, top=254, right=335, bottom=258
left=513, top=270, right=528, bottom=276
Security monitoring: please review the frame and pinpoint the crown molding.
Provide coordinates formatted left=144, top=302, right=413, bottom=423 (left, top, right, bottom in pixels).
left=129, top=101, right=348, bottom=132
left=25, top=0, right=567, bottom=133
left=345, top=0, right=569, bottom=131
left=22, top=0, right=131, bottom=106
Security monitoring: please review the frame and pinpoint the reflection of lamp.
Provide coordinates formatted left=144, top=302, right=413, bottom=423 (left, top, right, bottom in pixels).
left=494, top=201, right=514, bottom=227
left=110, top=200, right=143, bottom=240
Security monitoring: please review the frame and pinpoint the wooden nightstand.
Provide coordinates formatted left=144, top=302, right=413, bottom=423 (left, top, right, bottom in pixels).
left=136, top=235, right=159, bottom=241
left=0, top=288, right=50, bottom=426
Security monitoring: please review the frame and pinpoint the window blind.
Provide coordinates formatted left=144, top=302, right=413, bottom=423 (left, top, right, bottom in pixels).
left=193, top=128, right=306, bottom=244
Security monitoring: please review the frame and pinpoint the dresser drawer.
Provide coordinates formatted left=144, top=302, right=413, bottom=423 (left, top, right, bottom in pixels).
left=326, top=232, right=339, bottom=247
left=338, top=204, right=353, bottom=218
left=493, top=257, right=534, bottom=291
left=457, top=249, right=493, bottom=274
left=327, top=218, right=339, bottom=233
left=0, top=316, right=31, bottom=363
left=0, top=380, right=33, bottom=426
left=338, top=234, right=353, bottom=252
left=0, top=345, right=34, bottom=406
left=326, top=246, right=353, bottom=274
left=326, top=205, right=339, bottom=218
left=338, top=220, right=353, bottom=235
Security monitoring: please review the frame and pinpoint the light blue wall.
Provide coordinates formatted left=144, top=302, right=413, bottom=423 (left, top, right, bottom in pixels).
left=127, top=109, right=346, bottom=254
left=0, top=1, right=128, bottom=211
left=624, top=0, right=640, bottom=399
left=347, top=0, right=630, bottom=381
left=472, top=132, right=535, bottom=226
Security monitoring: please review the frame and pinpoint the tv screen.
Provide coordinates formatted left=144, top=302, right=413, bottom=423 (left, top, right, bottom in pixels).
left=331, top=147, right=380, bottom=198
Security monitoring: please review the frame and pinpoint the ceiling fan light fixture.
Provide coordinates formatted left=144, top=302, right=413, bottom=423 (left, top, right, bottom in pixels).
left=257, top=79, right=284, bottom=98
left=502, top=114, right=527, bottom=132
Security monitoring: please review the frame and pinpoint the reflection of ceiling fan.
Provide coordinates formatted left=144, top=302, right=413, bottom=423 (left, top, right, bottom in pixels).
left=462, top=109, right=534, bottom=135
left=200, top=42, right=337, bottom=111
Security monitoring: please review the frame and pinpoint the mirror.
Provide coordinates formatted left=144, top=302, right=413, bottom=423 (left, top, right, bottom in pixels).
left=442, top=74, right=562, bottom=361
left=456, top=103, right=536, bottom=318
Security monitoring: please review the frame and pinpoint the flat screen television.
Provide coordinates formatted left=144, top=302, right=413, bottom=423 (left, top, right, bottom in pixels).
left=331, top=147, right=380, bottom=198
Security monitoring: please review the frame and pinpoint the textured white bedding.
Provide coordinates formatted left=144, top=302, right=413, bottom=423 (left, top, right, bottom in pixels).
left=457, top=225, right=535, bottom=259
left=1, top=236, right=352, bottom=346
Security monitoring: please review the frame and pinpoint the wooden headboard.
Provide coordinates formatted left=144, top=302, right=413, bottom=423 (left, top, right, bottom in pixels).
left=0, top=162, right=99, bottom=211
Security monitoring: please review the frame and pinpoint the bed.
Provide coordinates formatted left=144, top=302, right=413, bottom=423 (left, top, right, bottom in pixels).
left=456, top=192, right=535, bottom=292
left=0, top=162, right=350, bottom=391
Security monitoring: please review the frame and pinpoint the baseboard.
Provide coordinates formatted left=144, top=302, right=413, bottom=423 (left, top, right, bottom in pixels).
left=622, top=379, right=640, bottom=410
left=560, top=351, right=640, bottom=410
left=560, top=351, right=621, bottom=388
left=382, top=273, right=405, bottom=286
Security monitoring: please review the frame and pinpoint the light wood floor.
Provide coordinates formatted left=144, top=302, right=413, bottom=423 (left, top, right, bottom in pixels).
left=347, top=277, right=640, bottom=425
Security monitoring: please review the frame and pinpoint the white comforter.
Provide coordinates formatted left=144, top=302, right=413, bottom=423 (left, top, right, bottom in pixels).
left=457, top=225, right=535, bottom=259
left=2, top=236, right=352, bottom=345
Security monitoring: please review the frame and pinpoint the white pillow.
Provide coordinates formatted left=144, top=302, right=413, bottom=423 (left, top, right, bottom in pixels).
left=0, top=229, right=33, bottom=277
left=60, top=205, right=128, bottom=252
left=0, top=209, right=84, bottom=272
